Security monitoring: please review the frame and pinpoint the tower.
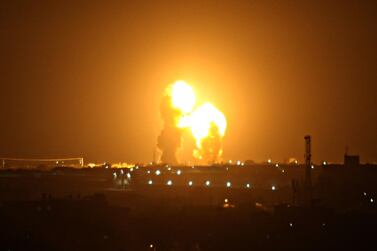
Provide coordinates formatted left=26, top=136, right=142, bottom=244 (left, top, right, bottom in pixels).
left=304, top=135, right=312, bottom=206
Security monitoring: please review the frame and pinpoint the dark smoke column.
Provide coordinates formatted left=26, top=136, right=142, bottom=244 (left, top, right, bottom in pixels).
left=157, top=93, right=183, bottom=164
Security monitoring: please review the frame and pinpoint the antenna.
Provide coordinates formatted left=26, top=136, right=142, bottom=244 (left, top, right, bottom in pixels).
left=304, top=135, right=312, bottom=206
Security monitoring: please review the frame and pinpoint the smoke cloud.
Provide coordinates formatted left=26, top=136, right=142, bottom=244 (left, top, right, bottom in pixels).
left=157, top=91, right=184, bottom=164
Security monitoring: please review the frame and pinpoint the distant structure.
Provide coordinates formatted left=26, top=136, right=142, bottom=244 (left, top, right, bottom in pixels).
left=344, top=154, right=360, bottom=167
left=0, top=157, right=84, bottom=169
left=304, top=135, right=312, bottom=206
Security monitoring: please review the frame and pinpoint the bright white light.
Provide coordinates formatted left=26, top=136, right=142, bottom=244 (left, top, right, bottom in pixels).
left=113, top=172, right=117, bottom=178
left=120, top=169, right=124, bottom=175
left=275, top=163, right=279, bottom=167
left=188, top=181, right=193, bottom=186
left=126, top=173, right=131, bottom=179
left=147, top=170, right=151, bottom=174
left=155, top=170, right=161, bottom=175
left=224, top=198, right=229, bottom=203
left=205, top=180, right=210, bottom=186
left=167, top=180, right=172, bottom=186
left=268, top=159, right=272, bottom=164
left=294, top=160, right=298, bottom=164
left=363, top=192, right=367, bottom=196
left=228, top=160, right=232, bottom=164
left=281, top=169, right=285, bottom=173
left=130, top=168, right=134, bottom=172
left=371, top=198, right=374, bottom=203
left=272, top=185, right=276, bottom=191
left=177, top=170, right=181, bottom=175
left=226, top=181, right=231, bottom=187
left=148, top=180, right=153, bottom=185
left=289, top=222, right=293, bottom=227
left=135, top=166, right=139, bottom=169
left=323, top=161, right=327, bottom=165
left=311, top=165, right=314, bottom=169
left=236, top=160, right=241, bottom=166
left=149, top=244, right=154, bottom=248
left=241, top=162, right=245, bottom=166
left=167, top=167, right=171, bottom=171
left=246, top=183, right=251, bottom=188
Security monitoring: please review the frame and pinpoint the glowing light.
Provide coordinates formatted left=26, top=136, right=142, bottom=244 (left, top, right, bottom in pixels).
left=126, top=173, right=131, bottom=179
left=363, top=192, right=367, bottom=196
left=162, top=81, right=227, bottom=163
left=224, top=198, right=229, bottom=203
left=268, top=159, right=272, bottom=164
left=186, top=103, right=227, bottom=147
left=289, top=222, right=294, bottom=227
left=155, top=170, right=161, bottom=175
left=188, top=181, right=193, bottom=186
left=275, top=163, right=279, bottom=167
left=272, top=185, right=276, bottom=191
left=371, top=198, right=374, bottom=203
left=148, top=180, right=153, bottom=185
left=226, top=181, right=231, bottom=187
left=205, top=180, right=211, bottom=186
left=167, top=180, right=172, bottom=186
left=113, top=172, right=117, bottom=178
left=170, top=80, right=196, bottom=113
left=176, top=170, right=181, bottom=175
left=323, top=161, right=327, bottom=165
left=147, top=170, right=151, bottom=174
left=88, top=163, right=96, bottom=168
left=120, top=169, right=124, bottom=175
left=311, top=165, right=314, bottom=169
left=246, top=183, right=251, bottom=188
left=130, top=168, right=133, bottom=172
left=149, top=244, right=154, bottom=248
left=165, top=81, right=227, bottom=163
left=236, top=160, right=241, bottom=166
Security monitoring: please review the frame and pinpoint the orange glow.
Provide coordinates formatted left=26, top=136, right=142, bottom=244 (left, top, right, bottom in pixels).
left=167, top=80, right=196, bottom=114
left=179, top=102, right=227, bottom=163
left=164, top=80, right=227, bottom=163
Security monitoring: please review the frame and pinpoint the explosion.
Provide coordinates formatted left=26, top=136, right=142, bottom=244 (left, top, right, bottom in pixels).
left=157, top=80, right=227, bottom=164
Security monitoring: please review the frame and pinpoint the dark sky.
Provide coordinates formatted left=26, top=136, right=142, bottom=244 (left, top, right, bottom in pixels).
left=0, top=0, right=376, bottom=164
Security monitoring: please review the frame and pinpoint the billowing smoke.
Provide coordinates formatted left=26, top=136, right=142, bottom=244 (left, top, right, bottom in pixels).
left=157, top=92, right=184, bottom=164
left=157, top=81, right=227, bottom=165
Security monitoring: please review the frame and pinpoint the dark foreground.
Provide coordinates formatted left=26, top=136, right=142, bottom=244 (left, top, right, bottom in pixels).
left=1, top=165, right=377, bottom=251
left=1, top=193, right=376, bottom=251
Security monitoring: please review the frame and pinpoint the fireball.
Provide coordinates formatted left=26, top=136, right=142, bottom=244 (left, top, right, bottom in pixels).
left=159, top=80, right=227, bottom=164
left=168, top=80, right=196, bottom=114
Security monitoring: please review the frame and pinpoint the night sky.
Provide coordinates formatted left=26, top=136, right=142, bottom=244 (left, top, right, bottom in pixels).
left=0, top=0, right=376, bottom=163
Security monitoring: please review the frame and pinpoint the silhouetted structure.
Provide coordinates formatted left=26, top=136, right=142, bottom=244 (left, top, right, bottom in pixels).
left=344, top=153, right=360, bottom=167
left=304, top=135, right=312, bottom=206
